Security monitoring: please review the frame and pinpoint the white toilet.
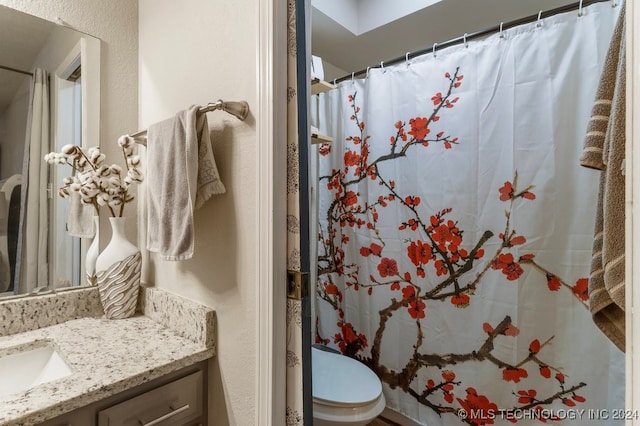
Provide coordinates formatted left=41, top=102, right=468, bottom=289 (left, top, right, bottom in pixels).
left=312, top=346, right=386, bottom=426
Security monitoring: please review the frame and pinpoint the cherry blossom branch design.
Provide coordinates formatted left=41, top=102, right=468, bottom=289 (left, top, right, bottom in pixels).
left=316, top=68, right=590, bottom=424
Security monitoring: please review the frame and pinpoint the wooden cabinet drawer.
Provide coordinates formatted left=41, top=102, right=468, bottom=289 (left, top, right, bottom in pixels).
left=37, top=405, right=94, bottom=426
left=97, top=371, right=203, bottom=426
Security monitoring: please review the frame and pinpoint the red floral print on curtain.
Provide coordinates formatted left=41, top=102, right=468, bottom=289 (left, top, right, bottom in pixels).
left=315, top=69, right=593, bottom=425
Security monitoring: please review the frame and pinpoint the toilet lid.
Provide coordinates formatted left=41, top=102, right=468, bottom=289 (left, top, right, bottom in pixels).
left=312, top=347, right=382, bottom=406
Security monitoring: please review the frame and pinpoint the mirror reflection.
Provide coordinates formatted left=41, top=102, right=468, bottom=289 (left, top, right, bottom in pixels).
left=0, top=5, right=100, bottom=299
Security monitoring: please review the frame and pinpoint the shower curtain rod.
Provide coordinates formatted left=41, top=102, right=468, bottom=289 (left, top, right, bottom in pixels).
left=0, top=64, right=32, bottom=77
left=131, top=99, right=249, bottom=145
left=334, top=0, right=615, bottom=83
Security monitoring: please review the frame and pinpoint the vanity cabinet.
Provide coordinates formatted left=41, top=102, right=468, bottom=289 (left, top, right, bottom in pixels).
left=39, top=361, right=208, bottom=426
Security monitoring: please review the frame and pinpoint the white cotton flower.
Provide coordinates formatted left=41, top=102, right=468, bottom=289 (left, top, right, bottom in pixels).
left=77, top=173, right=92, bottom=186
left=91, top=152, right=106, bottom=166
left=127, top=168, right=143, bottom=182
left=106, top=175, right=119, bottom=186
left=117, top=135, right=134, bottom=148
left=88, top=148, right=102, bottom=163
left=61, top=144, right=77, bottom=155
left=108, top=197, right=123, bottom=207
left=127, top=155, right=140, bottom=167
left=44, top=136, right=144, bottom=216
left=85, top=181, right=99, bottom=192
left=81, top=186, right=99, bottom=198
left=96, top=165, right=109, bottom=176
left=45, top=153, right=62, bottom=164
left=96, top=193, right=109, bottom=206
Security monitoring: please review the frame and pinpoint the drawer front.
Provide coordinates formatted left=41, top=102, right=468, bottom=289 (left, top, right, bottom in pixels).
left=98, top=371, right=203, bottom=426
left=37, top=406, right=95, bottom=426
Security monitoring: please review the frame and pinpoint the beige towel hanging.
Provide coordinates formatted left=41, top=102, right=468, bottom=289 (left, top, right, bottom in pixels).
left=146, top=105, right=225, bottom=261
left=579, top=3, right=625, bottom=352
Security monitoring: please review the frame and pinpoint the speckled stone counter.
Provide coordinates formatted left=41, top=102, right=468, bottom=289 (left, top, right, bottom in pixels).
left=0, top=286, right=216, bottom=426
left=0, top=287, right=103, bottom=337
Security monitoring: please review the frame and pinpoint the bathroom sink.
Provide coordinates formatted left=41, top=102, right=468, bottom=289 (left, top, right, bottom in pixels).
left=0, top=341, right=72, bottom=398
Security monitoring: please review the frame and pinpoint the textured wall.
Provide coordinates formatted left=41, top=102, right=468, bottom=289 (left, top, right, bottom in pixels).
left=138, top=0, right=258, bottom=424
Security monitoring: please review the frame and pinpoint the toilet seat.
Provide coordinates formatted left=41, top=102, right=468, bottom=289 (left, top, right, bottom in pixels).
left=312, top=346, right=382, bottom=406
left=313, top=393, right=386, bottom=425
left=312, top=347, right=386, bottom=425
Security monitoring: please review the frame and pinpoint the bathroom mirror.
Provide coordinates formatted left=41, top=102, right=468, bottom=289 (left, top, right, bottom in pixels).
left=0, top=5, right=100, bottom=300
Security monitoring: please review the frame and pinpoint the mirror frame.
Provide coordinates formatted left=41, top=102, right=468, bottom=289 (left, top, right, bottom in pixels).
left=49, top=26, right=101, bottom=291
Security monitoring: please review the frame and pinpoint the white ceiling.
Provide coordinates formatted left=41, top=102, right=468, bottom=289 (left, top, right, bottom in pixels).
left=312, top=0, right=443, bottom=36
left=312, top=0, right=577, bottom=80
left=0, top=5, right=55, bottom=113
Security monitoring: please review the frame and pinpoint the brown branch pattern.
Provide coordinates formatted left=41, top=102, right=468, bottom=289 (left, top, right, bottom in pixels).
left=314, top=68, right=591, bottom=423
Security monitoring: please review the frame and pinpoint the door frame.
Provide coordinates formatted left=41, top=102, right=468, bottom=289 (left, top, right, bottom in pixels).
left=627, top=0, right=638, bottom=418
left=256, top=0, right=288, bottom=424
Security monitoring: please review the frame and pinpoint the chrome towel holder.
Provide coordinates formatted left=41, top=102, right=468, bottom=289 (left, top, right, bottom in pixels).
left=131, top=99, right=249, bottom=145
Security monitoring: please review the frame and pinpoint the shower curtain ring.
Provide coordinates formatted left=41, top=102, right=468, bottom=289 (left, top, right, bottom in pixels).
left=351, top=72, right=355, bottom=81
left=380, top=61, right=385, bottom=72
left=611, top=0, right=618, bottom=7
left=578, top=0, right=584, bottom=16
left=366, top=66, right=371, bottom=78
left=463, top=33, right=469, bottom=48
left=405, top=52, right=411, bottom=65
left=499, top=22, right=505, bottom=38
left=536, top=10, right=543, bottom=27
left=432, top=42, right=438, bottom=58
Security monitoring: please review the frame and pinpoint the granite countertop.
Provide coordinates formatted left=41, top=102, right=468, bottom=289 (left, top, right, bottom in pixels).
left=0, top=287, right=216, bottom=426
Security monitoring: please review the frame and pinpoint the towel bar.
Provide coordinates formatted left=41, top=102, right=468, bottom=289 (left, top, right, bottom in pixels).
left=131, top=100, right=249, bottom=145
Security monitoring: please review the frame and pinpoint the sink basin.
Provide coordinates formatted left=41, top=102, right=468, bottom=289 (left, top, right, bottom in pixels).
left=0, top=340, right=72, bottom=398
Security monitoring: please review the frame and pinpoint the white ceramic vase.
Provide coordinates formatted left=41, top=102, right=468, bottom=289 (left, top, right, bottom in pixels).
left=95, top=217, right=141, bottom=319
left=86, top=216, right=100, bottom=286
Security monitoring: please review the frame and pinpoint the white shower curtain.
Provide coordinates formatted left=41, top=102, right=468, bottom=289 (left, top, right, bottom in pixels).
left=314, top=3, right=623, bottom=425
left=17, top=68, right=50, bottom=294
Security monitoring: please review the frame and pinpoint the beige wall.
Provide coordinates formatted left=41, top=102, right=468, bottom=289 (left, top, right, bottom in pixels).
left=138, top=0, right=259, bottom=424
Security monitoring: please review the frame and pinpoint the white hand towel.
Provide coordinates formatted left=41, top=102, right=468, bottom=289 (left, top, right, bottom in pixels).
left=194, top=108, right=226, bottom=208
left=146, top=105, right=225, bottom=261
left=66, top=191, right=95, bottom=238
